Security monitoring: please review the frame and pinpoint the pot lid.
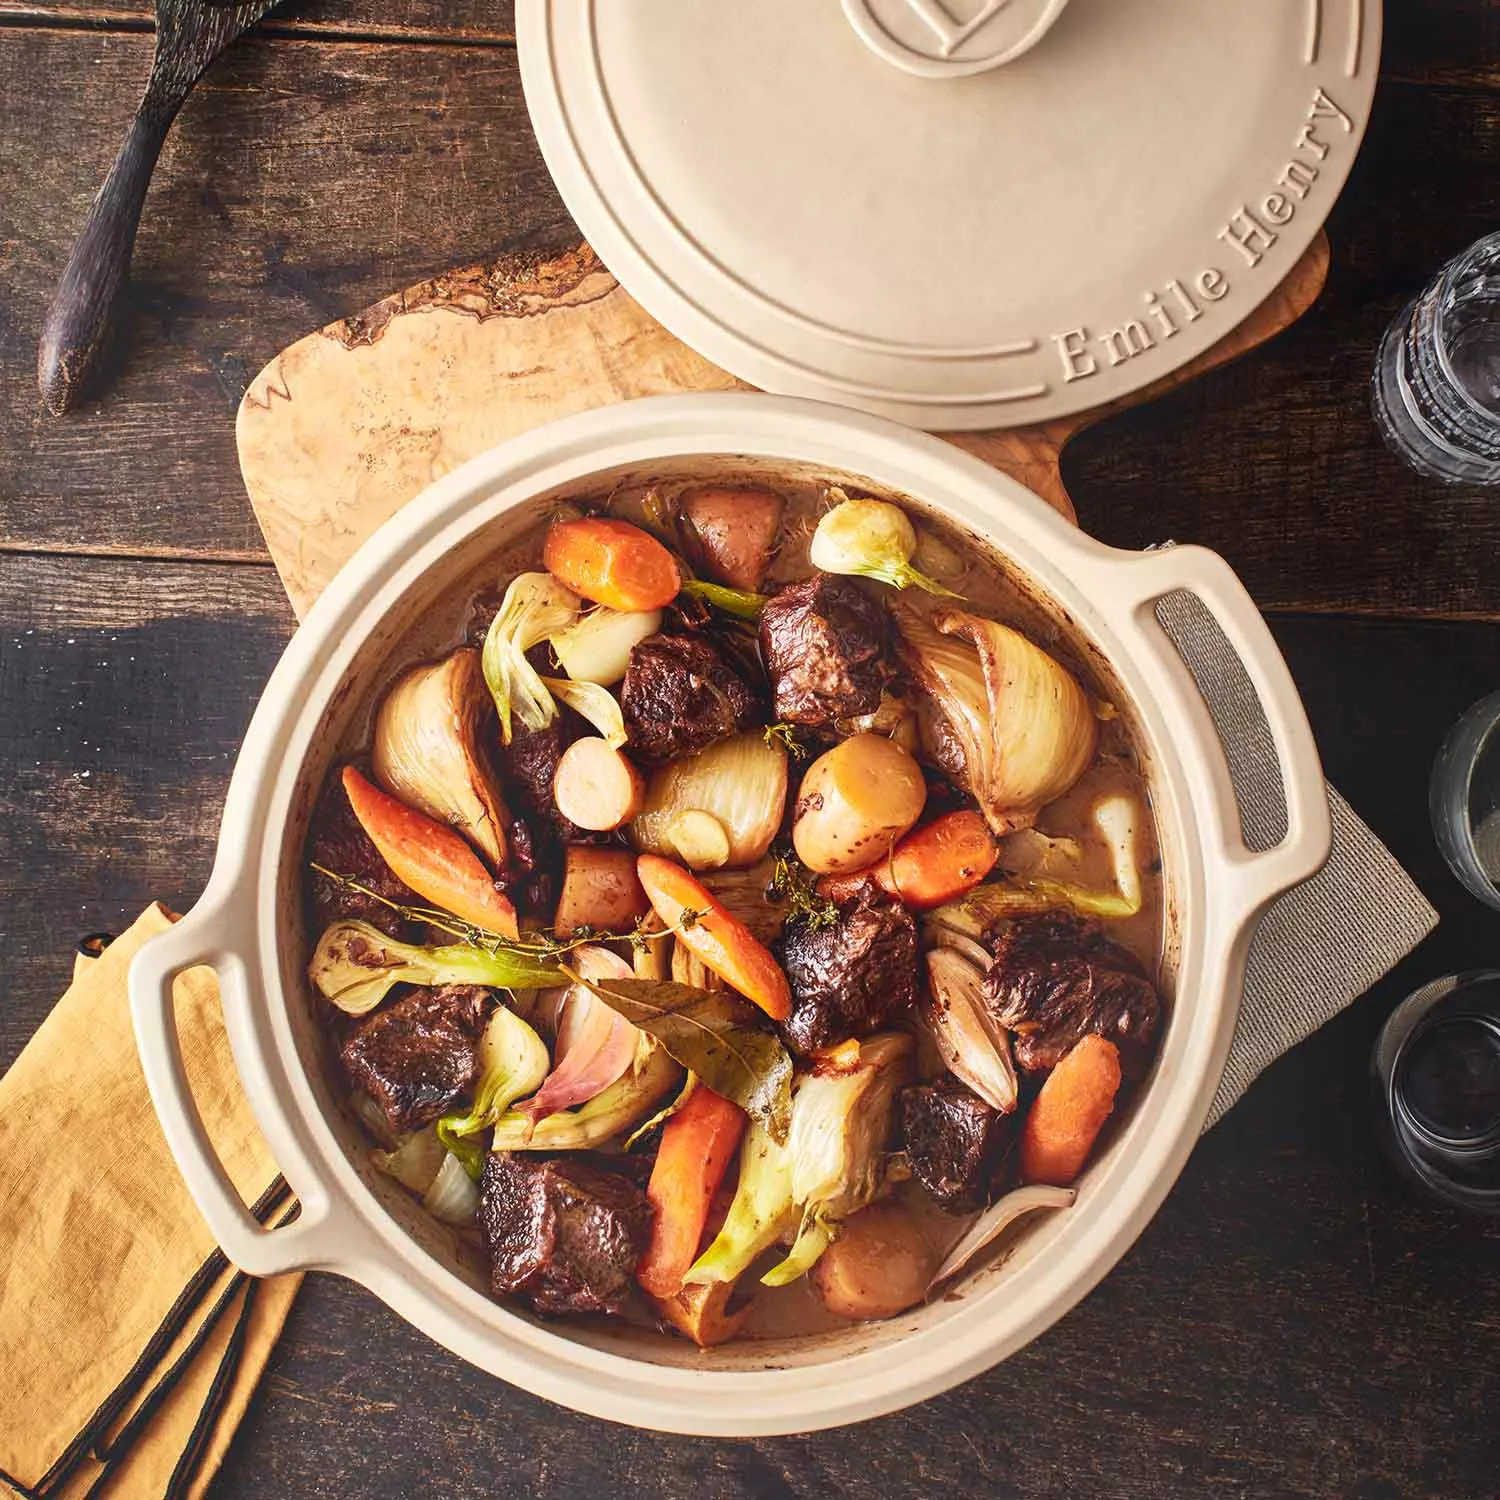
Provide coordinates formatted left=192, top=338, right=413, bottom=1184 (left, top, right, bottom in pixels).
left=518, top=0, right=1378, bottom=430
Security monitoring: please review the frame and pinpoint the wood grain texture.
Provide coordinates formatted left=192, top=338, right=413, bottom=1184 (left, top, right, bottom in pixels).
left=1063, top=76, right=1500, bottom=618
left=4, top=554, right=1499, bottom=1498
left=0, top=0, right=519, bottom=43
left=236, top=238, right=1329, bottom=618
left=36, top=1, right=284, bottom=416
left=237, top=245, right=742, bottom=615
left=0, top=28, right=573, bottom=559
left=0, top=554, right=293, bottom=1030
left=2, top=4, right=1500, bottom=1494
left=4, top=0, right=1495, bottom=84
left=3, top=28, right=1500, bottom=616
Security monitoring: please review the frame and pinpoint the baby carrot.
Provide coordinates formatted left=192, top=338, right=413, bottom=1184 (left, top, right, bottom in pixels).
left=543, top=517, right=682, bottom=611
left=1019, top=1034, right=1122, bottom=1187
left=817, top=810, right=997, bottom=910
left=636, top=855, right=792, bottom=1020
left=340, top=766, right=518, bottom=939
left=638, top=1087, right=747, bottom=1299
left=873, top=810, right=998, bottom=909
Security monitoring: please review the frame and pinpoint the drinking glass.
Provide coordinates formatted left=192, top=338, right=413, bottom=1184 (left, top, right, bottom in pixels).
left=1372, top=973, right=1500, bottom=1215
left=1373, top=231, right=1500, bottom=485
left=1430, top=689, right=1500, bottom=913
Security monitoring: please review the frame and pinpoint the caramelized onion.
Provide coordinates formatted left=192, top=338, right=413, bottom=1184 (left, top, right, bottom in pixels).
left=372, top=649, right=512, bottom=869
left=894, top=604, right=1096, bottom=836
left=490, top=1045, right=681, bottom=1151
left=920, top=947, right=1018, bottom=1114
left=631, top=732, right=788, bottom=870
left=927, top=1184, right=1075, bottom=1290
left=515, top=947, right=640, bottom=1122
left=550, top=606, right=661, bottom=686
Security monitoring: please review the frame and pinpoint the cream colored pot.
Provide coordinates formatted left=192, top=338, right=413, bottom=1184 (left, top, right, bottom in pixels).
left=130, top=394, right=1330, bottom=1435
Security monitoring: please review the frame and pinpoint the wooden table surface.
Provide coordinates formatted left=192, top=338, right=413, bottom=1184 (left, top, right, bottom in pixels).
left=4, top=4, right=1500, bottom=1496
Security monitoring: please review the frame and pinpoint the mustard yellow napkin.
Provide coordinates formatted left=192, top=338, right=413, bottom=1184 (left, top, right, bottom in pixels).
left=0, top=906, right=301, bottom=1500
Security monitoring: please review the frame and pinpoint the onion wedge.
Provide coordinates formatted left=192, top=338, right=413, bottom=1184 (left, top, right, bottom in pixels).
left=920, top=947, right=1018, bottom=1114
left=515, top=946, right=639, bottom=1122
left=927, top=1184, right=1076, bottom=1291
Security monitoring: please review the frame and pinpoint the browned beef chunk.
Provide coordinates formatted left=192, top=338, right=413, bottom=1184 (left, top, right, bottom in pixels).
left=340, top=985, right=495, bottom=1134
left=480, top=1153, right=653, bottom=1317
left=619, top=632, right=762, bottom=764
left=778, top=893, right=917, bottom=1057
left=494, top=718, right=588, bottom=846
left=983, top=912, right=1160, bottom=1078
left=901, top=1078, right=1013, bottom=1214
left=306, top=773, right=422, bottom=940
left=759, top=574, right=887, bottom=726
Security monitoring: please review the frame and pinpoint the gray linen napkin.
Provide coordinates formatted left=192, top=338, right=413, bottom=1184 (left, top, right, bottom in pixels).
left=1155, top=592, right=1439, bottom=1128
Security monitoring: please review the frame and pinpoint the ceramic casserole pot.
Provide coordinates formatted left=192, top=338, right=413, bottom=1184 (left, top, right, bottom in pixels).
left=129, top=393, right=1331, bottom=1435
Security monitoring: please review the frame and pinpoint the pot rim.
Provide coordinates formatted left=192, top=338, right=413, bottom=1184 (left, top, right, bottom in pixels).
left=131, top=393, right=1331, bottom=1434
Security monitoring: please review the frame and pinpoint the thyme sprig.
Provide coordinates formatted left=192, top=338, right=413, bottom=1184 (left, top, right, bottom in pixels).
left=763, top=722, right=810, bottom=760
left=311, top=863, right=703, bottom=958
left=768, top=848, right=839, bottom=931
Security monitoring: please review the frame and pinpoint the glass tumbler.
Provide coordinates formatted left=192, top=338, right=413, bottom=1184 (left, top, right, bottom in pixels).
left=1372, top=973, right=1500, bottom=1215
left=1373, top=230, right=1500, bottom=485
left=1430, top=689, right=1500, bottom=913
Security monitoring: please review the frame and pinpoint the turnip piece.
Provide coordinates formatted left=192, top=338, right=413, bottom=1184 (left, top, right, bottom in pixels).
left=553, top=846, right=651, bottom=936
left=553, top=737, right=645, bottom=832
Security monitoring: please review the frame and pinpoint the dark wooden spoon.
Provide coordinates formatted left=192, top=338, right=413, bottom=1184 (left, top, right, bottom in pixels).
left=37, top=0, right=279, bottom=416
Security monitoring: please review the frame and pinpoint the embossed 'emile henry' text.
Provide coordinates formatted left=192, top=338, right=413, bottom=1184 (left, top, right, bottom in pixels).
left=1052, top=87, right=1356, bottom=383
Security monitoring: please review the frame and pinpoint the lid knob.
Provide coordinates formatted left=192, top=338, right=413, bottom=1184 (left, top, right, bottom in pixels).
left=842, top=0, right=1071, bottom=78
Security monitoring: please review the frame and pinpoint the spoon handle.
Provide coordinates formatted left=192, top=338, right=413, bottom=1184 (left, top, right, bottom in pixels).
left=37, top=89, right=184, bottom=416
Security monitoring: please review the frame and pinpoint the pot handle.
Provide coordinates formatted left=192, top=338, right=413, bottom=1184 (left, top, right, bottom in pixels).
left=1096, top=543, right=1332, bottom=920
left=129, top=910, right=342, bottom=1278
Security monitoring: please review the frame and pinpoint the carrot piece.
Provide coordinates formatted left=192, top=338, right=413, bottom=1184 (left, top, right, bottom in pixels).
left=553, top=846, right=651, bottom=936
left=650, top=1280, right=753, bottom=1348
left=874, top=810, right=998, bottom=909
left=638, top=1087, right=747, bottom=1299
left=543, top=517, right=682, bottom=612
left=816, top=811, right=996, bottom=910
left=1019, top=1035, right=1123, bottom=1187
left=340, top=766, right=518, bottom=939
left=553, top=737, right=646, bottom=832
left=636, top=854, right=792, bottom=1021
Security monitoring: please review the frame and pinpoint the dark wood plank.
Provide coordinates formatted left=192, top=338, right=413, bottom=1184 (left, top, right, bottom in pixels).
left=0, top=0, right=518, bottom=44
left=4, top=553, right=1499, bottom=1497
left=0, top=28, right=573, bottom=560
left=0, top=554, right=293, bottom=1042
left=1064, top=75, right=1500, bottom=619
left=1384, top=0, right=1500, bottom=87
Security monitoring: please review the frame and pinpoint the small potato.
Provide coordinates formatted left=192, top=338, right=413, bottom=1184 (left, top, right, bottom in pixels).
left=679, top=485, right=786, bottom=592
left=812, top=1200, right=936, bottom=1322
left=553, top=846, right=651, bottom=936
left=792, top=734, right=927, bottom=874
left=1019, top=1034, right=1122, bottom=1187
left=553, top=738, right=645, bottom=832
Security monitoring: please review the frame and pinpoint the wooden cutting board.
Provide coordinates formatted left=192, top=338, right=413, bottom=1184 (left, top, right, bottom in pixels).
left=236, top=236, right=1330, bottom=620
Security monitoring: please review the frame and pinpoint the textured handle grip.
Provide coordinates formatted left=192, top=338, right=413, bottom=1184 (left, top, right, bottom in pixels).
left=1111, top=544, right=1334, bottom=920
left=37, top=102, right=174, bottom=415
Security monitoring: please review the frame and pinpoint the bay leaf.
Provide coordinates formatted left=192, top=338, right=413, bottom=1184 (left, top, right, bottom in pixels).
left=569, top=972, right=793, bottom=1144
